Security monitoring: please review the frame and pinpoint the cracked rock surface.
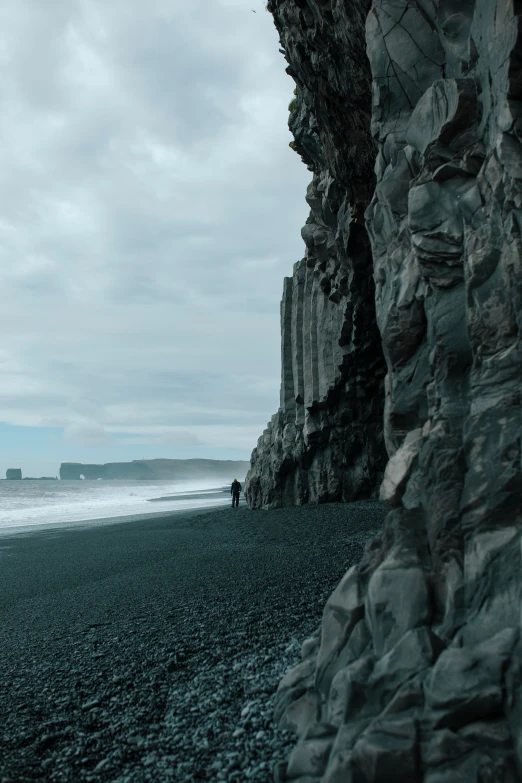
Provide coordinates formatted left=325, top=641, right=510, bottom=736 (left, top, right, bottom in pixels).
left=260, top=0, right=522, bottom=781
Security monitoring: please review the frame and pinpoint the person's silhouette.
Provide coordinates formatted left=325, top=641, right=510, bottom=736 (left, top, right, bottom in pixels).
left=231, top=478, right=242, bottom=508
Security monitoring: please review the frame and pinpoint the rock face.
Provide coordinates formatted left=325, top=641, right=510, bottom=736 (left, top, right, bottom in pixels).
left=5, top=469, right=22, bottom=480
left=262, top=0, right=522, bottom=780
left=59, top=459, right=250, bottom=481
left=245, top=0, right=387, bottom=509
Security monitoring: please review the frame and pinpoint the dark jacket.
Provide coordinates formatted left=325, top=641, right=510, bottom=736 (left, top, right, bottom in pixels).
left=231, top=480, right=242, bottom=496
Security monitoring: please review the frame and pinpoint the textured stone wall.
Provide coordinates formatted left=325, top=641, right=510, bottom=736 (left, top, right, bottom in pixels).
left=267, top=0, right=522, bottom=781
left=245, top=0, right=387, bottom=509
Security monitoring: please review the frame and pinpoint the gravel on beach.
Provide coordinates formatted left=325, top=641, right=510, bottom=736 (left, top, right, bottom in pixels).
left=0, top=500, right=386, bottom=783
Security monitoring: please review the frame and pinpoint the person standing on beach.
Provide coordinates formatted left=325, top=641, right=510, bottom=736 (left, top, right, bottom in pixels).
left=231, top=478, right=242, bottom=508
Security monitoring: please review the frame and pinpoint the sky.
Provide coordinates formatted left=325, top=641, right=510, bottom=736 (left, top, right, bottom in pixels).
left=0, top=0, right=311, bottom=478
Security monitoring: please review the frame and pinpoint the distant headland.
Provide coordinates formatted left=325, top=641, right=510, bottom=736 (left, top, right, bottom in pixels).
left=5, top=469, right=58, bottom=480
left=59, top=459, right=249, bottom=480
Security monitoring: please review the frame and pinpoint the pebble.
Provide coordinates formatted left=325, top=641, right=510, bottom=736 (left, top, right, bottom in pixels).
left=126, top=735, right=146, bottom=747
left=0, top=501, right=385, bottom=782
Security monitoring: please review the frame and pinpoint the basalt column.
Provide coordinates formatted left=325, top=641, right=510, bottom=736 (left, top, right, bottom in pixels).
left=245, top=0, right=387, bottom=509
left=272, top=1, right=522, bottom=781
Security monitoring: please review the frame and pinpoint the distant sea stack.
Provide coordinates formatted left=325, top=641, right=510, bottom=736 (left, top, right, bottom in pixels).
left=254, top=0, right=522, bottom=780
left=5, top=469, right=22, bottom=480
left=59, top=459, right=250, bottom=481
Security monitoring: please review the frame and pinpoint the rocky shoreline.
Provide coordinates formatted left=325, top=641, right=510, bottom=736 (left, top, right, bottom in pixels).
left=0, top=501, right=385, bottom=783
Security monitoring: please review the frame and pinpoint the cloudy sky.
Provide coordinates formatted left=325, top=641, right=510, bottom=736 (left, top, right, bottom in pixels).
left=0, top=0, right=310, bottom=477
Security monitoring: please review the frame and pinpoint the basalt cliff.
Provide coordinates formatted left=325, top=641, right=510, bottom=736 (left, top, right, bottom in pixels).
left=245, top=0, right=387, bottom=508
left=249, top=0, right=522, bottom=781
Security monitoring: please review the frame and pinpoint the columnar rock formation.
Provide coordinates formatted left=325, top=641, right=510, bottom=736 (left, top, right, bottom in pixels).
left=257, top=0, right=522, bottom=780
left=245, top=0, right=387, bottom=508
left=5, top=469, right=22, bottom=480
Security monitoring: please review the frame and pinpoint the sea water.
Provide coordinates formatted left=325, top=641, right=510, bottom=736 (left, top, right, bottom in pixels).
left=0, top=479, right=236, bottom=537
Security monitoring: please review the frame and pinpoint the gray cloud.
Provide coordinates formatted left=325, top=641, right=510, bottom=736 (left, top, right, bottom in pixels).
left=0, top=0, right=310, bottom=463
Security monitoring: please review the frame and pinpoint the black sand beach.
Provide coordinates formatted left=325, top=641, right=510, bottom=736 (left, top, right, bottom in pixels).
left=0, top=501, right=386, bottom=783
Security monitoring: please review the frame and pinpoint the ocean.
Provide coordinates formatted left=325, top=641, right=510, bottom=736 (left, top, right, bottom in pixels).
left=0, top=479, right=241, bottom=537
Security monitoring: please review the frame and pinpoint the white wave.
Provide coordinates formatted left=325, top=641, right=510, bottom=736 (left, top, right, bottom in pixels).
left=0, top=478, right=231, bottom=535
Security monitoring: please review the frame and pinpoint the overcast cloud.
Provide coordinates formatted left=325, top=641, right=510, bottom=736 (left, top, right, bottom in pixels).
left=0, top=0, right=310, bottom=475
